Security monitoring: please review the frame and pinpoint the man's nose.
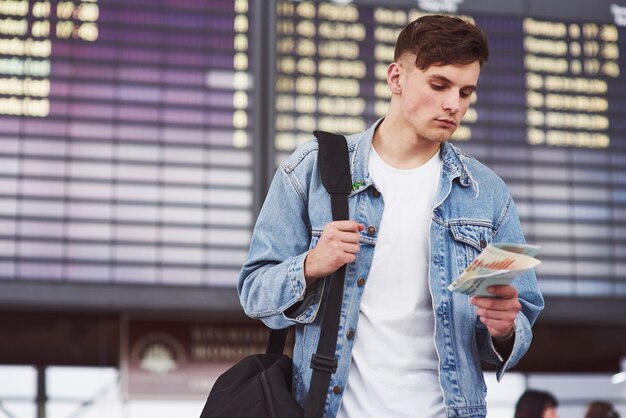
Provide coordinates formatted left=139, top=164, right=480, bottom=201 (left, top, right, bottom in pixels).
left=443, top=93, right=460, bottom=114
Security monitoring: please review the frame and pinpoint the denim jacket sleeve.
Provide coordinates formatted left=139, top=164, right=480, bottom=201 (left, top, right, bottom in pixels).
left=474, top=193, right=544, bottom=381
left=237, top=161, right=324, bottom=330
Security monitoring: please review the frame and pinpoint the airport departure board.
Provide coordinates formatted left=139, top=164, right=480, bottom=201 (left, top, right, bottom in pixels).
left=273, top=0, right=626, bottom=296
left=1, top=0, right=626, bottom=304
left=0, top=0, right=254, bottom=287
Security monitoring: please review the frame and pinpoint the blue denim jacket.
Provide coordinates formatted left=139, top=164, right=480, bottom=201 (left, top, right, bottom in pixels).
left=238, top=121, right=544, bottom=418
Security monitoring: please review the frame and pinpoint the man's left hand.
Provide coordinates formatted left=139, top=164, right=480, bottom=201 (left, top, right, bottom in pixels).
left=471, top=285, right=521, bottom=339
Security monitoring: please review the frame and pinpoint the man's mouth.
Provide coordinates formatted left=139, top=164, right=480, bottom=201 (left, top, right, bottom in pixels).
left=435, top=118, right=457, bottom=128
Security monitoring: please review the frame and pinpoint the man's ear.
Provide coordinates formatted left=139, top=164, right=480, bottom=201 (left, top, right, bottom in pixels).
left=387, top=62, right=402, bottom=95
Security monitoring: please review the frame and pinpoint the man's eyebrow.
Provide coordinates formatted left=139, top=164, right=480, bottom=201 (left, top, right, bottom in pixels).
left=428, top=74, right=476, bottom=91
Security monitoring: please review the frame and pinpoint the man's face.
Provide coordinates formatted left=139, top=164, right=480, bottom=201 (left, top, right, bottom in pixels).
left=393, top=56, right=480, bottom=144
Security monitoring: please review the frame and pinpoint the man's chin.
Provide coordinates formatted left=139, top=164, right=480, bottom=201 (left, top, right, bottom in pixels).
left=413, top=126, right=455, bottom=143
left=427, top=132, right=454, bottom=143
left=424, top=126, right=457, bottom=142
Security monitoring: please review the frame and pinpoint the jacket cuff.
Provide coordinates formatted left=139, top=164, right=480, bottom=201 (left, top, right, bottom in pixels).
left=477, top=316, right=527, bottom=381
left=494, top=315, right=532, bottom=381
left=282, top=252, right=325, bottom=324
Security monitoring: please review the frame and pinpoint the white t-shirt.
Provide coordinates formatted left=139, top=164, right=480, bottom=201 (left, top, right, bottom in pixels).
left=337, top=146, right=444, bottom=418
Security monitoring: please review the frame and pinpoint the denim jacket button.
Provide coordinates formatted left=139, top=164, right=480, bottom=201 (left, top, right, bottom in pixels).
left=357, top=277, right=366, bottom=286
left=367, top=225, right=376, bottom=235
left=333, top=385, right=342, bottom=394
left=347, top=330, right=355, bottom=340
left=479, top=239, right=487, bottom=249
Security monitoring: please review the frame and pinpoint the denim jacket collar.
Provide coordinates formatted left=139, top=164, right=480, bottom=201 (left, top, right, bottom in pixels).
left=348, top=119, right=377, bottom=196
left=348, top=117, right=474, bottom=198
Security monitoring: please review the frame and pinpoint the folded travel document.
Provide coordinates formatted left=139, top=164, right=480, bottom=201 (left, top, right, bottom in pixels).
left=447, top=243, right=541, bottom=297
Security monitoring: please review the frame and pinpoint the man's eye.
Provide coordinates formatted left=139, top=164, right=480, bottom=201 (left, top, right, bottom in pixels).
left=430, top=84, right=445, bottom=91
left=460, top=91, right=473, bottom=99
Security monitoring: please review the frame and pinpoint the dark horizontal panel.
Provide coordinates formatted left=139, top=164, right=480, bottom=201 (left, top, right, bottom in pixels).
left=0, top=280, right=243, bottom=313
left=540, top=295, right=626, bottom=325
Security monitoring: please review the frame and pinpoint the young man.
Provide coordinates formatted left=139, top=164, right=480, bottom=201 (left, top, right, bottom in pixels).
left=238, top=15, right=543, bottom=418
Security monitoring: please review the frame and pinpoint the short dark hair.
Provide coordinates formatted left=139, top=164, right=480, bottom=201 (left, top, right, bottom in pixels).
left=586, top=401, right=620, bottom=418
left=514, top=390, right=559, bottom=418
left=394, top=14, right=489, bottom=69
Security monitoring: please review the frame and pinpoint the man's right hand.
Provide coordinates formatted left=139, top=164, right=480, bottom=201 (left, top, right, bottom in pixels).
left=304, top=220, right=364, bottom=285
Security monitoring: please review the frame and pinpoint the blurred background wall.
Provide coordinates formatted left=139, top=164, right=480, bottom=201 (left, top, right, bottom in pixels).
left=1, top=0, right=626, bottom=417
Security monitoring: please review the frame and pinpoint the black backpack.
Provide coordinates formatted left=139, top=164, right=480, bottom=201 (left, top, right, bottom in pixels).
left=199, top=131, right=352, bottom=418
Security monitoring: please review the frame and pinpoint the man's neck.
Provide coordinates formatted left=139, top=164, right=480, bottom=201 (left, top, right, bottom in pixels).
left=372, top=116, right=441, bottom=170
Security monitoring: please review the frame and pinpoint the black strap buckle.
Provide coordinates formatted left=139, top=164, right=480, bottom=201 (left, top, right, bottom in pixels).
left=310, top=354, right=338, bottom=373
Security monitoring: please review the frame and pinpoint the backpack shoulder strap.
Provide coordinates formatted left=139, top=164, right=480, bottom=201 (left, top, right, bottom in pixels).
left=303, top=130, right=351, bottom=418
left=314, top=130, right=351, bottom=221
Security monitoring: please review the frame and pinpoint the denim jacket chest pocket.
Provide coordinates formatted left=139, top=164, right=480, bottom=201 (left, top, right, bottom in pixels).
left=449, top=223, right=494, bottom=278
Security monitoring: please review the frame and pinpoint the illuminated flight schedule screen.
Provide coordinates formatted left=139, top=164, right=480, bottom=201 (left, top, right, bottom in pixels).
left=0, top=0, right=254, bottom=288
left=273, top=0, right=626, bottom=297
left=1, top=0, right=626, bottom=308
